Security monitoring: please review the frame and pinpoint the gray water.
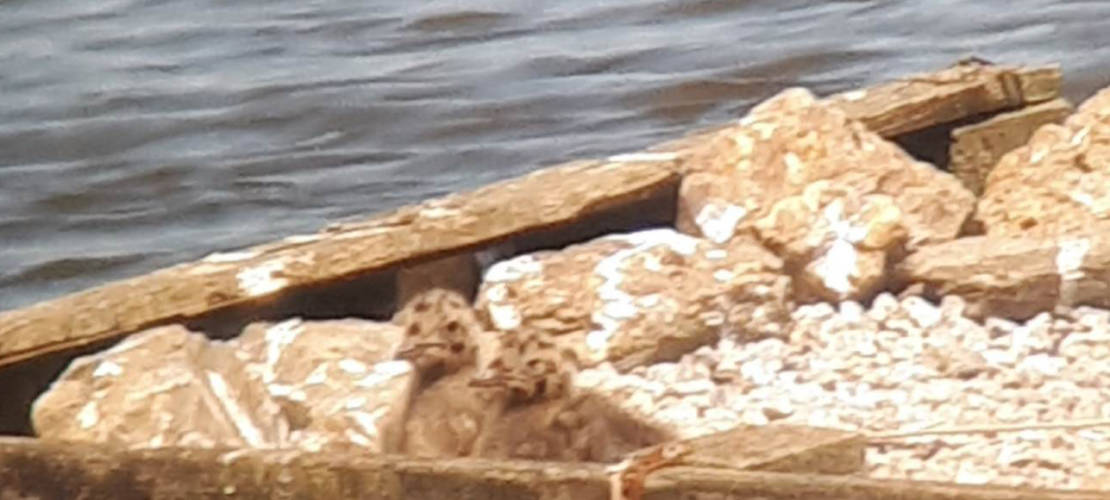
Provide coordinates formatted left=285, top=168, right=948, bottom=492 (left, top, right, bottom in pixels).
left=2, top=0, right=1109, bottom=312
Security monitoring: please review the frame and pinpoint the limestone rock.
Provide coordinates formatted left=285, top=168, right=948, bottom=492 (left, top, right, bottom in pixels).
left=754, top=180, right=906, bottom=302
left=236, top=318, right=415, bottom=453
left=32, top=318, right=416, bottom=454
left=476, top=228, right=792, bottom=371
left=949, top=98, right=1072, bottom=195
left=674, top=88, right=974, bottom=302
left=895, top=230, right=1110, bottom=321
left=978, top=87, right=1110, bottom=237
left=32, top=325, right=289, bottom=449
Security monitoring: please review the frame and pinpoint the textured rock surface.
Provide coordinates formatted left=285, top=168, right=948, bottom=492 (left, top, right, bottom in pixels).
left=236, top=318, right=415, bottom=453
left=949, top=98, right=1072, bottom=195
left=33, top=319, right=416, bottom=454
left=475, top=228, right=792, bottom=371
left=978, top=87, right=1110, bottom=237
left=896, top=230, right=1110, bottom=321
left=674, top=88, right=973, bottom=302
left=576, top=293, right=1110, bottom=490
left=32, top=325, right=289, bottom=449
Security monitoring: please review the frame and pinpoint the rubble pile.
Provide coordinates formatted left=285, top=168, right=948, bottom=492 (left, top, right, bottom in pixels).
left=21, top=65, right=1110, bottom=493
left=578, top=294, right=1110, bottom=490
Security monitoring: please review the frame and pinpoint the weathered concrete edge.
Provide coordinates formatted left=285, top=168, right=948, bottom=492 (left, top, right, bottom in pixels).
left=0, top=61, right=1063, bottom=370
left=0, top=437, right=1102, bottom=500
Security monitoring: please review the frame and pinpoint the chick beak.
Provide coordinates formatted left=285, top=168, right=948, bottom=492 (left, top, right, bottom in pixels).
left=397, top=342, right=446, bottom=360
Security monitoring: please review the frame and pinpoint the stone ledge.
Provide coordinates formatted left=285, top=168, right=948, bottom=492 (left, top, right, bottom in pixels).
left=0, top=437, right=1101, bottom=500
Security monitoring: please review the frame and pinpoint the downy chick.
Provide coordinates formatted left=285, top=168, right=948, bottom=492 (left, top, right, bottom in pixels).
left=392, top=288, right=507, bottom=458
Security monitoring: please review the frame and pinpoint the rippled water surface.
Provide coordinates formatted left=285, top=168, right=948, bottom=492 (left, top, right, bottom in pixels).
left=2, top=0, right=1110, bottom=310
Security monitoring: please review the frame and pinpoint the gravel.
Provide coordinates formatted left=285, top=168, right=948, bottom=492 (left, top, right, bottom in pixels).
left=575, top=293, right=1110, bottom=490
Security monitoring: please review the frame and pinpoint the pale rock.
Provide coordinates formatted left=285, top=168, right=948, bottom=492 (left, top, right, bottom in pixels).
left=1057, top=332, right=1106, bottom=360
left=1016, top=353, right=1066, bottom=379
left=756, top=184, right=906, bottom=302
left=882, top=317, right=919, bottom=337
left=867, top=292, right=900, bottom=323
left=895, top=232, right=1110, bottom=321
left=901, top=295, right=942, bottom=329
left=475, top=228, right=791, bottom=370
left=234, top=318, right=415, bottom=453
left=674, top=87, right=973, bottom=302
left=984, top=316, right=1020, bottom=338
left=955, top=461, right=997, bottom=485
left=1076, top=306, right=1110, bottom=331
left=838, top=300, right=866, bottom=324
left=793, top=301, right=837, bottom=322
left=33, top=325, right=289, bottom=449
left=978, top=87, right=1110, bottom=237
left=938, top=294, right=969, bottom=318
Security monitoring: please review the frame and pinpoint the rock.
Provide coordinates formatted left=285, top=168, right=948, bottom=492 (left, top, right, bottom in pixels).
left=895, top=230, right=1110, bottom=321
left=475, top=228, right=792, bottom=371
left=236, top=318, right=415, bottom=453
left=673, top=88, right=973, bottom=302
left=754, top=181, right=906, bottom=302
left=32, top=318, right=417, bottom=453
left=32, top=325, right=289, bottom=449
left=949, top=98, right=1073, bottom=195
left=978, top=87, right=1110, bottom=237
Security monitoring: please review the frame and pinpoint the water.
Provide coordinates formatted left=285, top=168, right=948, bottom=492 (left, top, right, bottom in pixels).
left=2, top=0, right=1109, bottom=311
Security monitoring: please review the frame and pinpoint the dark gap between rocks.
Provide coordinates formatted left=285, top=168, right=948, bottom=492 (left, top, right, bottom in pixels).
left=891, top=110, right=1004, bottom=172
left=0, top=337, right=120, bottom=436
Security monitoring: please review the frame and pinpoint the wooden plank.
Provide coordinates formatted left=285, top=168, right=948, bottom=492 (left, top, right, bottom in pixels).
left=649, top=61, right=1062, bottom=164
left=825, top=61, right=1061, bottom=137
left=673, top=424, right=865, bottom=475
left=950, top=97, right=1073, bottom=195
left=0, top=437, right=1104, bottom=500
left=0, top=159, right=680, bottom=369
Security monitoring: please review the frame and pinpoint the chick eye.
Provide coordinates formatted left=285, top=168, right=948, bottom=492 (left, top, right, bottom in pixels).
left=407, top=324, right=421, bottom=336
left=445, top=320, right=461, bottom=333
left=450, top=342, right=465, bottom=353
